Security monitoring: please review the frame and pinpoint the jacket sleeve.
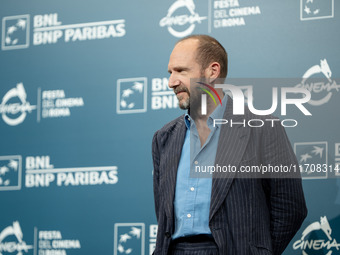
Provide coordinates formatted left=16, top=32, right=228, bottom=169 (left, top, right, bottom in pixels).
left=261, top=123, right=308, bottom=255
left=152, top=130, right=161, bottom=222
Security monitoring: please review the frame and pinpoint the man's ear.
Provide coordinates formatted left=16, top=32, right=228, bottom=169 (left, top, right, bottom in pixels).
left=211, top=62, right=220, bottom=78
left=205, top=62, right=221, bottom=83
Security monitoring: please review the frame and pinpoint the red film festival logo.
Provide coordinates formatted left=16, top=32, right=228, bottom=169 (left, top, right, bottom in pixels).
left=199, top=82, right=312, bottom=127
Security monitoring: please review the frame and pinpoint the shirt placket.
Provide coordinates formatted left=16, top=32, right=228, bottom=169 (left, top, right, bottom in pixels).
left=183, top=124, right=199, bottom=232
left=183, top=121, right=217, bottom=233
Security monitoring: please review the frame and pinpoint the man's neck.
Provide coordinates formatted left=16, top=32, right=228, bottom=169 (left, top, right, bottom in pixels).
left=190, top=89, right=224, bottom=122
left=189, top=89, right=224, bottom=147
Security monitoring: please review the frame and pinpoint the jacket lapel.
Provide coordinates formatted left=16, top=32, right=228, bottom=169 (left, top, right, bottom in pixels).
left=161, top=117, right=186, bottom=220
left=209, top=97, right=251, bottom=221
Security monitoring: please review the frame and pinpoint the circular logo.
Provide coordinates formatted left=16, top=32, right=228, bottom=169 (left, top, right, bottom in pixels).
left=293, top=216, right=340, bottom=254
left=0, top=83, right=36, bottom=126
left=0, top=221, right=33, bottom=255
left=296, top=59, right=340, bottom=106
left=160, top=0, right=207, bottom=38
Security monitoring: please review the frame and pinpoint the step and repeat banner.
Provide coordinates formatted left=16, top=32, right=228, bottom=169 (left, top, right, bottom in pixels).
left=1, top=0, right=340, bottom=254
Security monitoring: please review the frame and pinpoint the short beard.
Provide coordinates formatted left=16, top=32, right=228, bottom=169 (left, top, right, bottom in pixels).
left=174, top=71, right=206, bottom=110
left=174, top=86, right=190, bottom=110
left=179, top=97, right=190, bottom=110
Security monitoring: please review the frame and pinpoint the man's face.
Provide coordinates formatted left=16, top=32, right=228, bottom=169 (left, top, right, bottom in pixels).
left=168, top=39, right=204, bottom=110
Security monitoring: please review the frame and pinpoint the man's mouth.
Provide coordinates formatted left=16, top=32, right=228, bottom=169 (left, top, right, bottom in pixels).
left=174, top=87, right=189, bottom=96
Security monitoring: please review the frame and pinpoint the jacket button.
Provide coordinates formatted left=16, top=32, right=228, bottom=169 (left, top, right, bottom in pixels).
left=165, top=232, right=171, bottom=238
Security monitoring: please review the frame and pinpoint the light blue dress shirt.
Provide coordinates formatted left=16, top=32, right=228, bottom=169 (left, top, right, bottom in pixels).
left=172, top=95, right=228, bottom=239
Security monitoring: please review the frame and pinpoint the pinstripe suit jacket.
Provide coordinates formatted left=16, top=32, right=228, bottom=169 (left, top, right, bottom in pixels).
left=152, top=97, right=307, bottom=255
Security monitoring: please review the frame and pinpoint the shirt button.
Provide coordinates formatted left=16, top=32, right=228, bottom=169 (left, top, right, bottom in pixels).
left=187, top=214, right=192, bottom=218
left=190, top=187, right=195, bottom=191
left=194, top=161, right=198, bottom=165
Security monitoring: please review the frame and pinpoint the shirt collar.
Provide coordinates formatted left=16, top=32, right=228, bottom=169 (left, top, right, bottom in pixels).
left=184, top=113, right=191, bottom=129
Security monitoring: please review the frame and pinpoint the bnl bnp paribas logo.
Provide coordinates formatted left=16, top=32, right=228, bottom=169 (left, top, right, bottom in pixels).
left=117, top=78, right=147, bottom=114
left=294, top=142, right=328, bottom=179
left=114, top=223, right=145, bottom=255
left=2, top=13, right=125, bottom=50
left=1, top=15, right=29, bottom=50
left=0, top=156, right=22, bottom=191
left=300, top=0, right=334, bottom=20
left=160, top=0, right=207, bottom=38
left=293, top=216, right=340, bottom=254
left=116, top=77, right=178, bottom=114
left=0, top=83, right=36, bottom=126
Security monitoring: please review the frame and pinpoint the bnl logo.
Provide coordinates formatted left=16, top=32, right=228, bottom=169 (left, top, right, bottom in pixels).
left=116, top=78, right=147, bottom=114
left=2, top=15, right=30, bottom=50
left=294, top=142, right=328, bottom=179
left=114, top=223, right=145, bottom=255
left=0, top=155, right=22, bottom=191
left=300, top=0, right=334, bottom=20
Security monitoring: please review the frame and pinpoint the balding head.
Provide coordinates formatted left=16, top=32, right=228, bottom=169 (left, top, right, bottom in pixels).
left=176, top=35, right=228, bottom=79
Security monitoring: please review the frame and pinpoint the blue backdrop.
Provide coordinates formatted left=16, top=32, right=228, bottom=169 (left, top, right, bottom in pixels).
left=1, top=0, right=339, bottom=254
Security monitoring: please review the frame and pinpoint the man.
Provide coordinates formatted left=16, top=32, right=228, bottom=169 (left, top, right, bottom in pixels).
left=152, top=35, right=307, bottom=255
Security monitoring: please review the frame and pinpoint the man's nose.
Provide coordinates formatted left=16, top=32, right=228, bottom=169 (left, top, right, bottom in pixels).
left=168, top=74, right=180, bottom=88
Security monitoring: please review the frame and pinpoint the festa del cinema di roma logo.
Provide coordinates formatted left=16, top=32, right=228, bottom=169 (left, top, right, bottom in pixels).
left=293, top=216, right=340, bottom=254
left=0, top=83, right=86, bottom=126
left=0, top=221, right=33, bottom=254
left=295, top=59, right=340, bottom=106
left=0, top=83, right=36, bottom=126
left=160, top=0, right=207, bottom=38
